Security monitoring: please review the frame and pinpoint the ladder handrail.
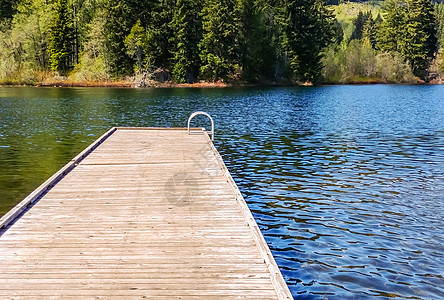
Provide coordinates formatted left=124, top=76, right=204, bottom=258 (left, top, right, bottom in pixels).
left=187, top=111, right=214, bottom=141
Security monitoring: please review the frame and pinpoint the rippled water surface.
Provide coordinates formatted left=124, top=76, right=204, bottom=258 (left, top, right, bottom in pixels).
left=0, top=86, right=443, bottom=298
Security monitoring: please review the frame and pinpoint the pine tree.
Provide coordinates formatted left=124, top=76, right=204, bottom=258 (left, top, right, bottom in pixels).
left=48, top=0, right=74, bottom=74
left=350, top=11, right=372, bottom=41
left=104, top=0, right=157, bottom=77
left=363, top=13, right=382, bottom=48
left=332, top=19, right=344, bottom=46
left=377, top=0, right=405, bottom=53
left=150, top=0, right=175, bottom=69
left=199, top=0, right=240, bottom=81
left=278, top=0, right=334, bottom=83
left=238, top=0, right=275, bottom=82
left=104, top=1, right=136, bottom=77
left=435, top=3, right=444, bottom=48
left=170, top=0, right=202, bottom=83
left=377, top=0, right=437, bottom=80
left=0, top=0, right=15, bottom=20
left=403, top=0, right=437, bottom=79
left=350, top=11, right=365, bottom=41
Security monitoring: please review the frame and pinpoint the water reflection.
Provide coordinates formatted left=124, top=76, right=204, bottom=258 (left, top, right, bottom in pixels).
left=0, top=85, right=443, bottom=298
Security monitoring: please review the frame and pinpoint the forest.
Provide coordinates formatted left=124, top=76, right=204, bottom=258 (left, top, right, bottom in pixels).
left=0, top=0, right=443, bottom=85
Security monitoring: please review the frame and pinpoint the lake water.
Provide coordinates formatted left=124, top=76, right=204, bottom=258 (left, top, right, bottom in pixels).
left=0, top=86, right=443, bottom=298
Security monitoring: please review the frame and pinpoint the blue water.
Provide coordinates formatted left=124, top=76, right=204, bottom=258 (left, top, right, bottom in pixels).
left=0, top=85, right=443, bottom=298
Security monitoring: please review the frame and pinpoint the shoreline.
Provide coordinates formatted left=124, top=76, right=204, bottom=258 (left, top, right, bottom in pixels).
left=27, top=80, right=231, bottom=88
left=0, top=78, right=442, bottom=88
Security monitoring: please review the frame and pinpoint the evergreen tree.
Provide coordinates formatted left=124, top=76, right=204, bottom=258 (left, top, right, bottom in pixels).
left=403, top=0, right=437, bottom=79
left=278, top=0, right=334, bottom=83
left=332, top=18, right=344, bottom=46
left=377, top=0, right=406, bottom=53
left=48, top=0, right=74, bottom=73
left=170, top=0, right=202, bottom=83
left=378, top=0, right=437, bottom=79
left=71, top=0, right=103, bottom=65
left=150, top=0, right=175, bottom=69
left=104, top=1, right=135, bottom=77
left=435, top=3, right=444, bottom=47
left=350, top=11, right=365, bottom=41
left=363, top=13, right=382, bottom=48
left=350, top=11, right=372, bottom=41
left=0, top=0, right=15, bottom=20
left=104, top=0, right=171, bottom=77
left=238, top=0, right=275, bottom=82
left=0, top=0, right=440, bottom=84
left=199, top=0, right=240, bottom=81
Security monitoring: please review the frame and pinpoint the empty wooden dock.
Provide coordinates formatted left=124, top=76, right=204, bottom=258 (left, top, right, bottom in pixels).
left=0, top=127, right=292, bottom=299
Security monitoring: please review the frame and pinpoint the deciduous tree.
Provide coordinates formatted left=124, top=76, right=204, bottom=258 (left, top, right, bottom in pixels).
left=124, top=19, right=147, bottom=74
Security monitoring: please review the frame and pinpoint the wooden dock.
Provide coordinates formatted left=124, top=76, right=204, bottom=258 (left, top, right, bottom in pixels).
left=0, top=127, right=292, bottom=299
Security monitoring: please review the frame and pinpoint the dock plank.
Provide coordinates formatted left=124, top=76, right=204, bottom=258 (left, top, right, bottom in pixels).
left=0, top=128, right=292, bottom=299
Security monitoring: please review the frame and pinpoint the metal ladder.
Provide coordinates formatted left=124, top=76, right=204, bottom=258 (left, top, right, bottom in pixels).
left=187, top=111, right=214, bottom=141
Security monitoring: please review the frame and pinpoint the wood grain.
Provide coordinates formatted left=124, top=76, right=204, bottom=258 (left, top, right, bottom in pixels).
left=0, top=128, right=293, bottom=299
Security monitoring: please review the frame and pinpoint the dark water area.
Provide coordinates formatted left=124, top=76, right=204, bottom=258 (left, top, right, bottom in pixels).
left=0, top=85, right=443, bottom=298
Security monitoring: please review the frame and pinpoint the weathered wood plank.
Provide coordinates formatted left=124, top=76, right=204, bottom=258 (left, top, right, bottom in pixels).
left=0, top=128, right=292, bottom=299
left=7, top=296, right=278, bottom=300
left=0, top=290, right=279, bottom=297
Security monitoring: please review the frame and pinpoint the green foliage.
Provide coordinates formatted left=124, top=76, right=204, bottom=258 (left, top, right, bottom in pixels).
left=70, top=0, right=103, bottom=65
left=170, top=0, right=202, bottom=83
left=436, top=3, right=444, bottom=48
left=348, top=10, right=380, bottom=48
left=350, top=11, right=372, bottom=41
left=322, top=40, right=415, bottom=83
left=72, top=54, right=109, bottom=82
left=72, top=6, right=110, bottom=81
left=103, top=0, right=174, bottom=77
left=149, top=0, right=175, bottom=68
left=238, top=0, right=276, bottom=82
left=124, top=20, right=147, bottom=73
left=103, top=1, right=137, bottom=77
left=0, top=0, right=15, bottom=20
left=199, top=0, right=240, bottom=81
left=200, top=0, right=240, bottom=81
left=377, top=0, right=404, bottom=52
left=0, top=0, right=441, bottom=84
left=81, top=7, right=107, bottom=61
left=48, top=0, right=74, bottom=74
left=363, top=13, right=381, bottom=48
left=333, top=1, right=382, bottom=40
left=278, top=0, right=335, bottom=83
left=10, top=0, right=53, bottom=73
left=427, top=48, right=444, bottom=80
left=403, top=0, right=437, bottom=79
left=332, top=19, right=344, bottom=46
left=0, top=6, right=52, bottom=84
left=377, top=0, right=437, bottom=79
left=0, top=27, right=20, bottom=83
